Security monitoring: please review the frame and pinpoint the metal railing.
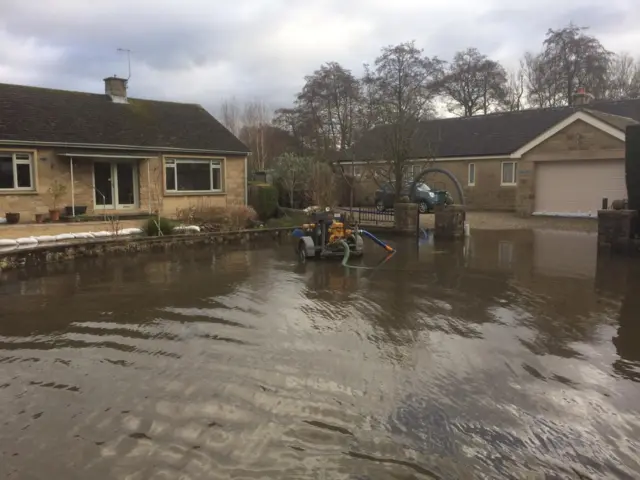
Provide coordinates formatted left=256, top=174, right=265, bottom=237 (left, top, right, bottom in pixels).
left=341, top=206, right=395, bottom=226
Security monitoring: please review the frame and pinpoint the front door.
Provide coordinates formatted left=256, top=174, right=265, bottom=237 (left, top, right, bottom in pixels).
left=93, top=161, right=138, bottom=210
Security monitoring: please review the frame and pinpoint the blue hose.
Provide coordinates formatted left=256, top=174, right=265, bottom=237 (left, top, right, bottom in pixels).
left=359, top=229, right=395, bottom=253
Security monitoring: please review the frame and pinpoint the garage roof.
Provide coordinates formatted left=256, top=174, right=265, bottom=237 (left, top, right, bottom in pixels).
left=350, top=99, right=640, bottom=161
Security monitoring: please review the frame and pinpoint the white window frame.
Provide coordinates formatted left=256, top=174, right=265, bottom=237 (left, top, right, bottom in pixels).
left=164, top=158, right=224, bottom=193
left=0, top=152, right=35, bottom=192
left=468, top=163, right=476, bottom=186
left=501, top=161, right=517, bottom=186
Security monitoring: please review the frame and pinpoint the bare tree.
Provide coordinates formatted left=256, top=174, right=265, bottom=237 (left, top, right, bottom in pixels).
left=297, top=62, right=361, bottom=155
left=604, top=53, right=640, bottom=100
left=439, top=47, right=507, bottom=116
left=544, top=23, right=613, bottom=103
left=524, top=51, right=567, bottom=108
left=525, top=23, right=613, bottom=106
left=365, top=41, right=443, bottom=198
left=273, top=107, right=312, bottom=156
left=220, top=98, right=242, bottom=137
left=501, top=62, right=527, bottom=111
left=240, top=100, right=272, bottom=171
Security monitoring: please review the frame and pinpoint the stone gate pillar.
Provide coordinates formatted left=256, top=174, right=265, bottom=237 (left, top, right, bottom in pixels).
left=394, top=203, right=419, bottom=235
left=434, top=205, right=466, bottom=239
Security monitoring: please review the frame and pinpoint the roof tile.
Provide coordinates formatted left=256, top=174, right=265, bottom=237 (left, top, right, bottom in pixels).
left=352, top=99, right=640, bottom=160
left=0, top=82, right=249, bottom=153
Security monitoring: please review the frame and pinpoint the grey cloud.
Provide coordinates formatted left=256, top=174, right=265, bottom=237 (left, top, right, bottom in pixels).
left=0, top=0, right=638, bottom=116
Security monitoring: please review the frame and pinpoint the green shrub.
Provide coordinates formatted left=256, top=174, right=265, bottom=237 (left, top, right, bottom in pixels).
left=142, top=217, right=176, bottom=236
left=249, top=184, right=279, bottom=220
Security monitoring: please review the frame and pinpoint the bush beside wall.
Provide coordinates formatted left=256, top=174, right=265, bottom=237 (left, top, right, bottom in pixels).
left=249, top=183, right=279, bottom=220
left=143, top=217, right=177, bottom=236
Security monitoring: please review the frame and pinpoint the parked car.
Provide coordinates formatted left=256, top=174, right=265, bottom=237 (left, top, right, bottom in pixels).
left=374, top=182, right=452, bottom=214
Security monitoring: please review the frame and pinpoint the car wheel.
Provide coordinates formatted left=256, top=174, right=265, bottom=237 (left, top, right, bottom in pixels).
left=418, top=201, right=428, bottom=214
left=375, top=201, right=385, bottom=212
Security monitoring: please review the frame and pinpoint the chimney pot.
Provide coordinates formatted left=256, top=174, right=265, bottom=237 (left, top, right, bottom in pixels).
left=104, top=76, right=128, bottom=103
left=572, top=87, right=593, bottom=106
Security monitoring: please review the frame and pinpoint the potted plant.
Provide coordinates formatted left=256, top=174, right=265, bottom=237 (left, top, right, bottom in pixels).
left=35, top=213, right=45, bottom=223
left=5, top=212, right=20, bottom=224
left=48, top=180, right=67, bottom=222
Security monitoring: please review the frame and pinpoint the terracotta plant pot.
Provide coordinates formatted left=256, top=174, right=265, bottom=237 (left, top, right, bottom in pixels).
left=35, top=213, right=45, bottom=223
left=49, top=209, right=61, bottom=222
left=5, top=212, right=20, bottom=224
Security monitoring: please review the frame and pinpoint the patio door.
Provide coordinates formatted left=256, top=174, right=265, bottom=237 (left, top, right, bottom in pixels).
left=93, top=161, right=138, bottom=210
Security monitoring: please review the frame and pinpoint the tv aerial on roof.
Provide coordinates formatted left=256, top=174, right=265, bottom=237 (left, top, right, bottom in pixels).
left=117, top=48, right=132, bottom=80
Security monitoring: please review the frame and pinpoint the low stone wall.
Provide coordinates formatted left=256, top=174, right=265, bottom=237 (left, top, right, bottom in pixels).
left=0, top=219, right=145, bottom=240
left=0, top=227, right=296, bottom=273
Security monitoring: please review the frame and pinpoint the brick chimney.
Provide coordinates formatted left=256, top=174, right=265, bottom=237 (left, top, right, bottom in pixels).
left=573, top=87, right=593, bottom=106
left=104, top=76, right=128, bottom=103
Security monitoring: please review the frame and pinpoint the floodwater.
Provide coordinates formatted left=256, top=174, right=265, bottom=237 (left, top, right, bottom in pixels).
left=1, top=229, right=639, bottom=479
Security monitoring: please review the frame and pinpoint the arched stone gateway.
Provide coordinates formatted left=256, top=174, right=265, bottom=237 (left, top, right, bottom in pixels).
left=409, top=167, right=465, bottom=205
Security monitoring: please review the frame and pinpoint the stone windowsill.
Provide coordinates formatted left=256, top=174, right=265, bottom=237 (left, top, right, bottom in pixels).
left=164, top=191, right=227, bottom=197
left=0, top=190, right=39, bottom=196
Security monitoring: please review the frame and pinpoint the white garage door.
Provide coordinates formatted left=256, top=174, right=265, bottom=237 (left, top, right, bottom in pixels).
left=534, top=160, right=627, bottom=217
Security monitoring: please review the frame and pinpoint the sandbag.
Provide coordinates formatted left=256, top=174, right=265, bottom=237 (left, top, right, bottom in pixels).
left=16, top=237, right=38, bottom=245
left=34, top=235, right=57, bottom=243
left=54, top=233, right=75, bottom=241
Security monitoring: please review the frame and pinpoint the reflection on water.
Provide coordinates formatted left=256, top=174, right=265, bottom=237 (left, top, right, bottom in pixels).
left=1, top=230, right=640, bottom=479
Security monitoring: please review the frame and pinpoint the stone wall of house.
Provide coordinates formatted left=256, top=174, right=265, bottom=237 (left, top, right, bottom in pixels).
left=0, top=148, right=96, bottom=221
left=346, top=158, right=517, bottom=211
left=427, top=159, right=516, bottom=211
left=155, top=154, right=246, bottom=218
left=0, top=149, right=247, bottom=221
left=516, top=120, right=626, bottom=216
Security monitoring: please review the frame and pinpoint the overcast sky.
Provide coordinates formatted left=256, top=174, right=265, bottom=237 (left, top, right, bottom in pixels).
left=1, top=0, right=639, bottom=116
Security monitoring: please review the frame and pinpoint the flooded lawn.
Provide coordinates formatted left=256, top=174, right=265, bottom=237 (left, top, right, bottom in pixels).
left=1, top=230, right=639, bottom=479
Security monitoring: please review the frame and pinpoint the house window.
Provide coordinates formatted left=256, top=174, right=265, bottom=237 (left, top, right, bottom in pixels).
left=468, top=163, right=476, bottom=186
left=0, top=153, right=34, bottom=191
left=501, top=161, right=517, bottom=186
left=164, top=158, right=223, bottom=193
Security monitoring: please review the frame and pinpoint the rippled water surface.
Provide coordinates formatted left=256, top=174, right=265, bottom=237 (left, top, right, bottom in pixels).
left=1, top=229, right=640, bottom=479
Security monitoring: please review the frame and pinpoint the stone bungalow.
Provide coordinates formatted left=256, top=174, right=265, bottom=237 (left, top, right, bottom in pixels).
left=0, top=78, right=249, bottom=221
left=342, top=91, right=640, bottom=217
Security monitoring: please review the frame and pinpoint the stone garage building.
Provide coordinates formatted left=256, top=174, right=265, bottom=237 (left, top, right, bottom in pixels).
left=0, top=78, right=249, bottom=221
left=343, top=92, right=640, bottom=217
